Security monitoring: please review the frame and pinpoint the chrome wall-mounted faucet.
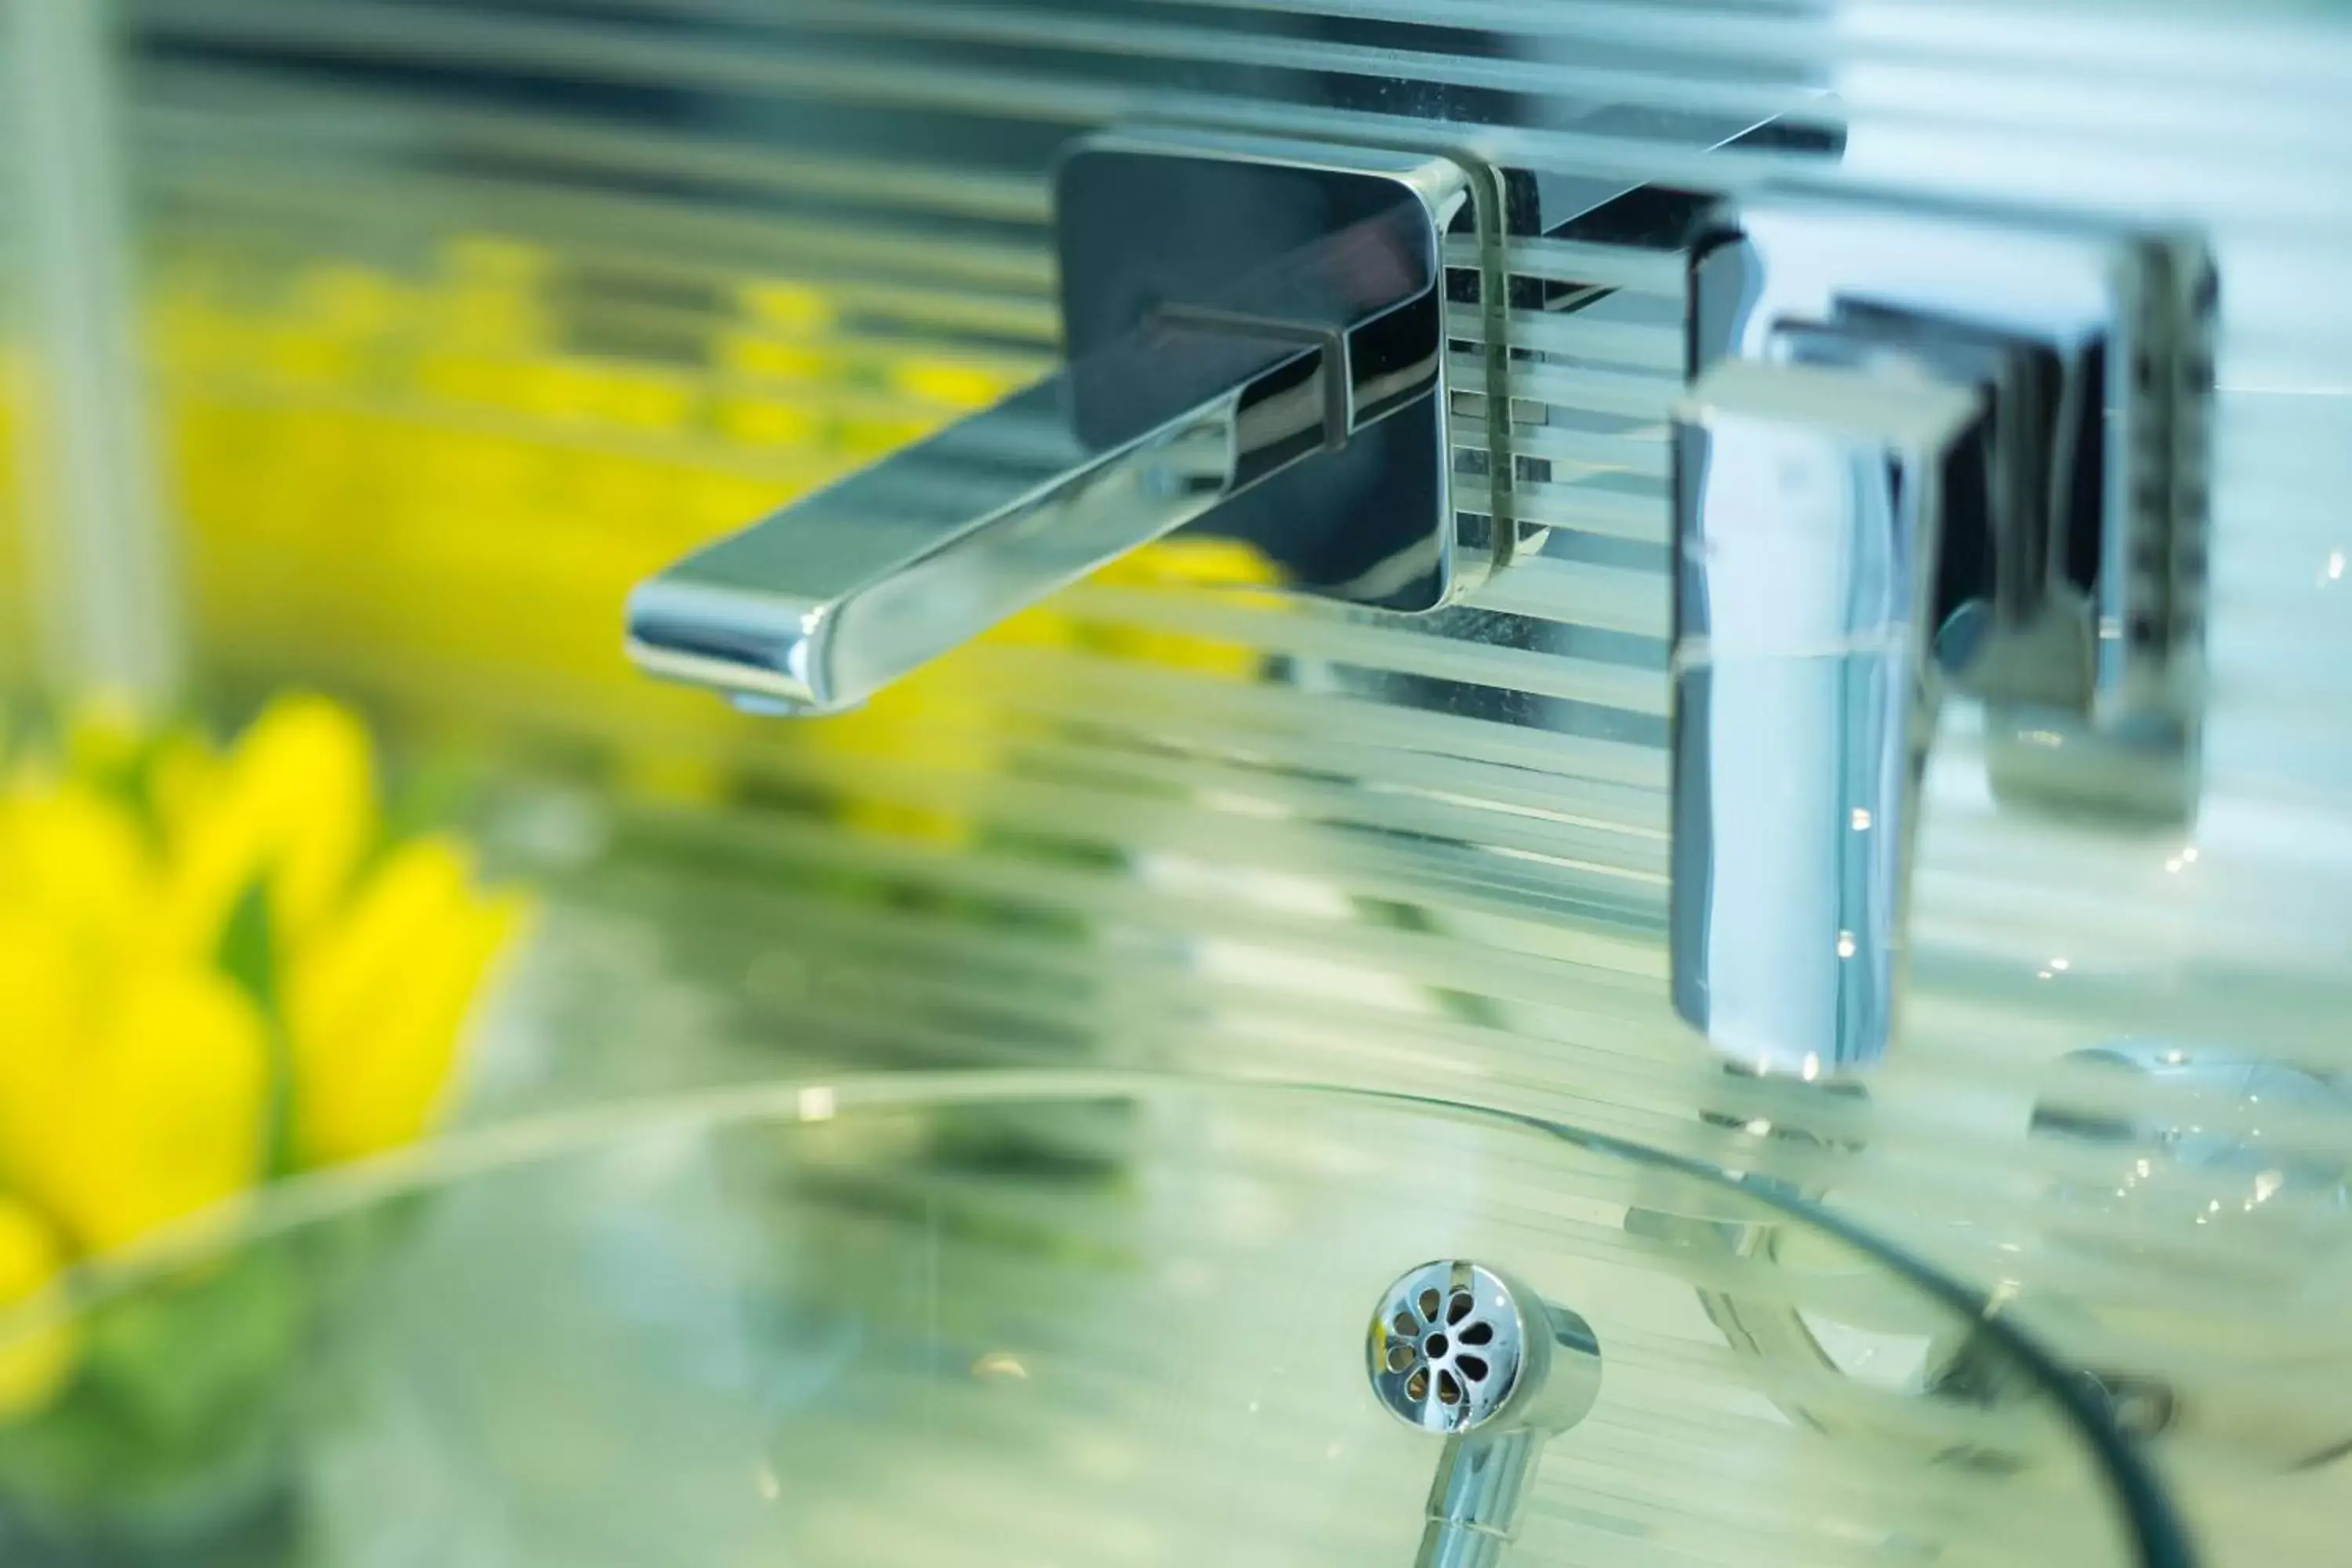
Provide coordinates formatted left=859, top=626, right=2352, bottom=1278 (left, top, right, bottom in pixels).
left=625, top=127, right=1490, bottom=715
left=622, top=109, right=1829, bottom=717
left=622, top=122, right=2215, bottom=1085
left=1670, top=188, right=2216, bottom=1076
left=1367, top=1260, right=1602, bottom=1568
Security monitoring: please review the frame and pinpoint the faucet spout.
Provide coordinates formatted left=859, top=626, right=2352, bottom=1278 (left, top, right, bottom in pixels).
left=626, top=129, right=1478, bottom=714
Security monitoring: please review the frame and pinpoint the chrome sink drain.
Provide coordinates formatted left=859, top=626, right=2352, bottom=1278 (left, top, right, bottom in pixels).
left=1367, top=1261, right=1600, bottom=1566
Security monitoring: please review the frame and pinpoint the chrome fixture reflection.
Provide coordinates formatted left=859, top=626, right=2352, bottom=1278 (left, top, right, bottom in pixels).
left=1367, top=1260, right=1601, bottom=1568
left=2031, top=1041, right=2352, bottom=1467
left=1650, top=1041, right=2352, bottom=1473
left=2033, top=1041, right=2352, bottom=1236
left=626, top=127, right=1491, bottom=714
left=1624, top=1076, right=2041, bottom=1459
left=1671, top=188, right=2217, bottom=1075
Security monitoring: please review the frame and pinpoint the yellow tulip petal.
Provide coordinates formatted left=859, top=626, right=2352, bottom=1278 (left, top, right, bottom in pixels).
left=1096, top=538, right=1279, bottom=592
left=288, top=835, right=469, bottom=1044
left=289, top=838, right=525, bottom=1165
left=1080, top=539, right=1279, bottom=679
left=0, top=1198, right=78, bottom=1422
left=0, top=783, right=158, bottom=953
left=157, top=791, right=271, bottom=961
left=63, top=691, right=151, bottom=781
left=161, top=693, right=379, bottom=957
left=300, top=898, right=521, bottom=1165
left=238, top=694, right=380, bottom=942
left=0, top=915, right=85, bottom=1199
left=25, top=966, right=270, bottom=1256
left=146, top=729, right=227, bottom=848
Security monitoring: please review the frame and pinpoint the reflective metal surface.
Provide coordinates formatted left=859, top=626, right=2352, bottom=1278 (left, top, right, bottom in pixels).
left=626, top=129, right=1475, bottom=713
left=1650, top=1040, right=2352, bottom=1479
left=1671, top=187, right=2216, bottom=1075
left=1368, top=1259, right=1602, bottom=1568
left=1671, top=358, right=1981, bottom=1076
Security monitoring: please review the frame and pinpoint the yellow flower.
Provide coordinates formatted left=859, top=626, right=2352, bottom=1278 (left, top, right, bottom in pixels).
left=61, top=691, right=149, bottom=782
left=0, top=950, right=268, bottom=1258
left=804, top=586, right=1083, bottom=846
left=0, top=779, right=158, bottom=957
left=799, top=537, right=1280, bottom=845
left=0, top=1196, right=76, bottom=1422
left=145, top=727, right=229, bottom=849
left=158, top=692, right=379, bottom=960
left=1081, top=537, right=1281, bottom=677
left=287, top=835, right=528, bottom=1166
left=0, top=692, right=526, bottom=1270
left=0, top=766, right=270, bottom=1255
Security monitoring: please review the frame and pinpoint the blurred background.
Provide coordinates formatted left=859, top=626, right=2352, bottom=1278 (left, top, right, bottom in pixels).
left=4, top=0, right=2352, bottom=1563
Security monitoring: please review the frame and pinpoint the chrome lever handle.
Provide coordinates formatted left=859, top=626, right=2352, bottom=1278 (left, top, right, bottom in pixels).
left=1671, top=358, right=1984, bottom=1076
left=1671, top=187, right=2215, bottom=1076
left=626, top=129, right=1482, bottom=714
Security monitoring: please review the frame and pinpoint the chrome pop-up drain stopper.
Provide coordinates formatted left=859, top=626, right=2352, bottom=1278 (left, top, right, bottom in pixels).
left=1368, top=1261, right=1602, bottom=1567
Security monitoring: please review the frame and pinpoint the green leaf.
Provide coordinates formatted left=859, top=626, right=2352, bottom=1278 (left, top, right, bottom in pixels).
left=82, top=1249, right=310, bottom=1448
left=379, top=745, right=486, bottom=849
left=218, top=883, right=297, bottom=1180
left=216, top=880, right=276, bottom=1018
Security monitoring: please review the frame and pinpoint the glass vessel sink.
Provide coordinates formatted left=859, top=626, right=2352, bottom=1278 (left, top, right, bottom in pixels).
left=0, top=1074, right=2187, bottom=1567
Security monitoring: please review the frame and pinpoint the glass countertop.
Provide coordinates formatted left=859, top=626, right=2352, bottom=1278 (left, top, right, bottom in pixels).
left=0, top=1072, right=2187, bottom=1567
